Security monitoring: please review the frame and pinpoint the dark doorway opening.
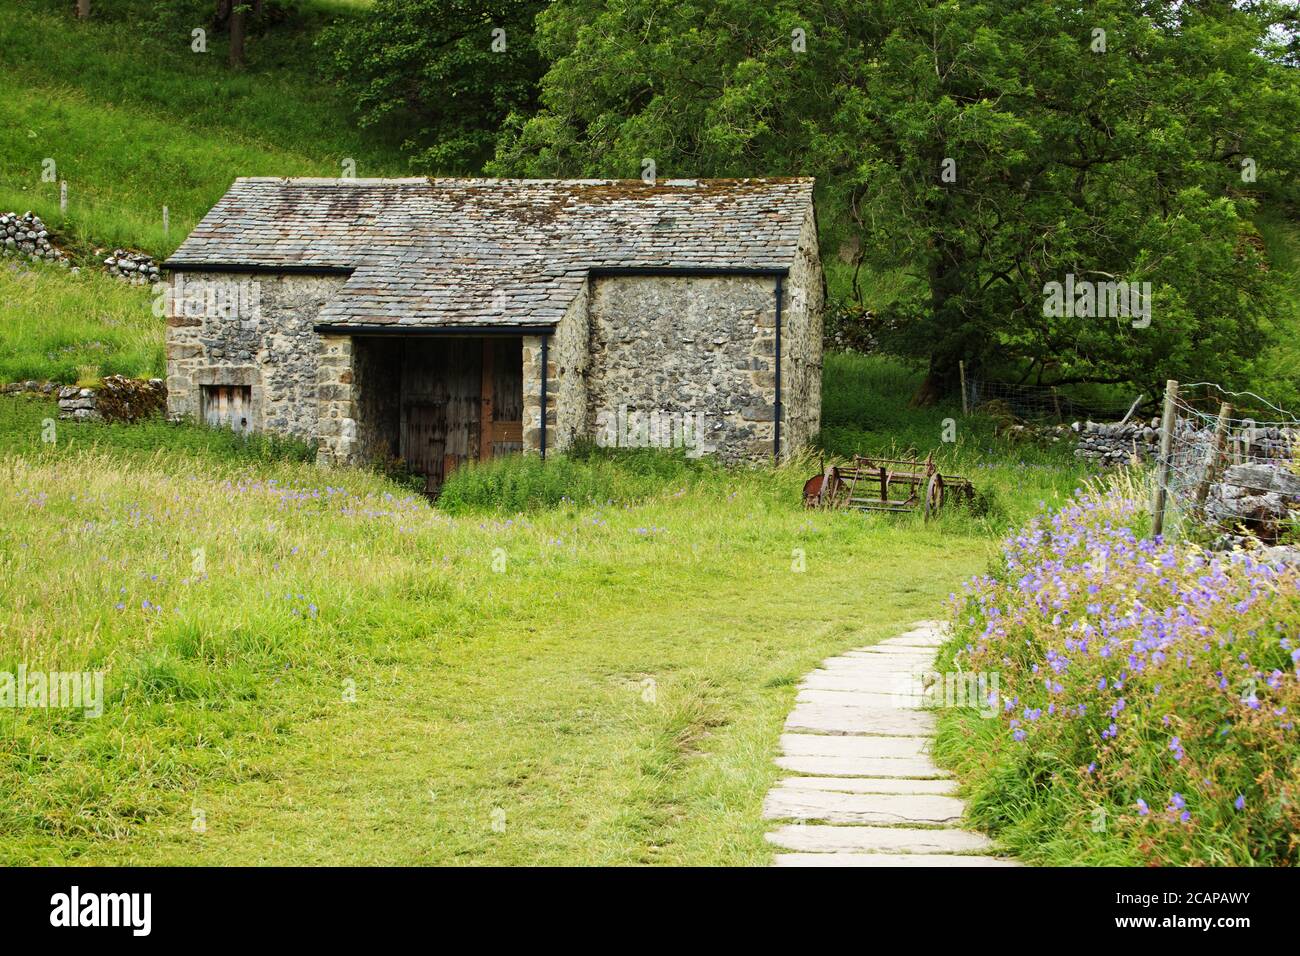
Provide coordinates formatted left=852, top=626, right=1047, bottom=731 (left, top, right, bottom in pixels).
left=353, top=336, right=523, bottom=493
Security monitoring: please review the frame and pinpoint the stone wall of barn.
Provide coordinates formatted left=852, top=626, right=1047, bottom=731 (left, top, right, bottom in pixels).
left=167, top=263, right=825, bottom=467
left=551, top=283, right=590, bottom=452
left=165, top=272, right=346, bottom=443
left=582, top=274, right=803, bottom=462
left=521, top=334, right=556, bottom=455
left=520, top=288, right=588, bottom=456
left=315, top=333, right=356, bottom=465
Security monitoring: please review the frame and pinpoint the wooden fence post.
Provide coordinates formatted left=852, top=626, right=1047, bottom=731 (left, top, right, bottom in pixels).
left=1150, top=379, right=1179, bottom=538
left=959, top=360, right=969, bottom=416
left=1193, top=402, right=1232, bottom=517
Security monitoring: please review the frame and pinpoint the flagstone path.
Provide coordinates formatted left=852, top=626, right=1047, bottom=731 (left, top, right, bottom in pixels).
left=765, top=621, right=1021, bottom=867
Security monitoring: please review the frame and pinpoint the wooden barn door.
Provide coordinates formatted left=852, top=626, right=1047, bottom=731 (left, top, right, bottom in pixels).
left=480, top=338, right=523, bottom=459
left=400, top=338, right=522, bottom=493
left=403, top=403, right=446, bottom=491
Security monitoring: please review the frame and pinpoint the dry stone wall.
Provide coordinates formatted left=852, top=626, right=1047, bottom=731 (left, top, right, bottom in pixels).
left=1, top=212, right=69, bottom=266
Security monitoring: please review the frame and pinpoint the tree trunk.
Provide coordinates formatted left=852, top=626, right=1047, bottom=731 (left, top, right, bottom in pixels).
left=911, top=355, right=961, bottom=407
left=76, top=0, right=90, bottom=19
left=229, top=4, right=246, bottom=68
left=216, top=0, right=232, bottom=28
left=909, top=243, right=968, bottom=406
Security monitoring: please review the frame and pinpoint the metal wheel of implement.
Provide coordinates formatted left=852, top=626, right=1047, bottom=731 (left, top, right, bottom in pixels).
left=924, top=473, right=945, bottom=520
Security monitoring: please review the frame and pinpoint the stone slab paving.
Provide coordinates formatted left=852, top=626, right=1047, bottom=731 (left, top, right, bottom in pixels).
left=796, top=688, right=926, bottom=709
left=780, top=775, right=957, bottom=795
left=785, top=705, right=935, bottom=737
left=773, top=853, right=1023, bottom=868
left=775, top=755, right=951, bottom=778
left=765, top=789, right=966, bottom=825
left=779, top=733, right=929, bottom=759
left=766, top=621, right=1020, bottom=867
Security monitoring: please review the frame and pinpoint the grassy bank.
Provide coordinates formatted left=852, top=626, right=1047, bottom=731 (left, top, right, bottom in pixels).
left=0, top=0, right=404, bottom=258
left=0, top=260, right=160, bottom=384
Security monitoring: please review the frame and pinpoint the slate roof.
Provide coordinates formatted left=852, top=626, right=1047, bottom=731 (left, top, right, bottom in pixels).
left=163, top=178, right=815, bottom=328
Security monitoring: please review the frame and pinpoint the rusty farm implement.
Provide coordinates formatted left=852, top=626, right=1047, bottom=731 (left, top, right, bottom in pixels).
left=802, top=453, right=975, bottom=519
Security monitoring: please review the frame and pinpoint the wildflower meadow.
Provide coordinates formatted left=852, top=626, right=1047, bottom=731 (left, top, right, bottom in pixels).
left=941, top=472, right=1300, bottom=866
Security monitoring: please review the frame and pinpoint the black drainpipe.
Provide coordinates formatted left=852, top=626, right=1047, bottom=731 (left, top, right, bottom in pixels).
left=540, top=334, right=549, bottom=461
left=773, top=275, right=783, bottom=462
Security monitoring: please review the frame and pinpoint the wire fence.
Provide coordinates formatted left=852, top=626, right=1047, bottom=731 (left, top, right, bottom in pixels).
left=965, top=375, right=1140, bottom=423
left=1159, top=383, right=1299, bottom=541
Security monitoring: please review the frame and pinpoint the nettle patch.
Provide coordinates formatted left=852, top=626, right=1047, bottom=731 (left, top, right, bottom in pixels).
left=950, top=481, right=1300, bottom=865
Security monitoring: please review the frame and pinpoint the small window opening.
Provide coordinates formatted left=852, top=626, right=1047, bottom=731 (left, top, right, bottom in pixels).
left=201, top=385, right=253, bottom=435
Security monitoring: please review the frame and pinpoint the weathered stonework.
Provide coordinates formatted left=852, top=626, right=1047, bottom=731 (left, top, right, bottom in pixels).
left=164, top=179, right=824, bottom=471
left=166, top=272, right=346, bottom=446
left=782, top=205, right=826, bottom=456
left=585, top=275, right=772, bottom=461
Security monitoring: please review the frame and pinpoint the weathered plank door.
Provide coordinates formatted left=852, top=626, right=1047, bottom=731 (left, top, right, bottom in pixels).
left=403, top=402, right=446, bottom=491
left=400, top=338, right=523, bottom=492
left=202, top=385, right=252, bottom=435
left=480, top=338, right=524, bottom=459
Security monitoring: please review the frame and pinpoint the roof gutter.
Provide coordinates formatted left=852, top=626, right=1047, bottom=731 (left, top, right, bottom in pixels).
left=314, top=324, right=557, bottom=336
left=162, top=262, right=355, bottom=275
left=587, top=266, right=789, bottom=278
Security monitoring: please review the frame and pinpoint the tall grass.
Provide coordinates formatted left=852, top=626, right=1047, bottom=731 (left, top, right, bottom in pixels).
left=0, top=261, right=161, bottom=383
left=0, top=0, right=406, bottom=257
left=437, top=444, right=725, bottom=513
left=0, top=395, right=315, bottom=463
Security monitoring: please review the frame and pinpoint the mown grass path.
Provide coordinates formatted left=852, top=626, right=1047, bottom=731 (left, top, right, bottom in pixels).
left=77, top=547, right=990, bottom=866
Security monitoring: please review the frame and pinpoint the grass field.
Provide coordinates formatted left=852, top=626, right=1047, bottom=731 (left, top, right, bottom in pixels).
left=0, top=0, right=404, bottom=258
left=0, top=358, right=1087, bottom=865
left=0, top=259, right=159, bottom=384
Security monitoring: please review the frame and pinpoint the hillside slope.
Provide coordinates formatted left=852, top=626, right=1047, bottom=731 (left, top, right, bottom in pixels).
left=0, top=0, right=402, bottom=259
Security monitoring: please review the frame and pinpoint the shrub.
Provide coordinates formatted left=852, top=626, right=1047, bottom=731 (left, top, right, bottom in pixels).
left=436, top=446, right=716, bottom=514
left=946, top=473, right=1300, bottom=865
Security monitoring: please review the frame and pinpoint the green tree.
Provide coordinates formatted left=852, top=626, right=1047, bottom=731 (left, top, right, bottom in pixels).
left=492, top=0, right=1299, bottom=402
left=322, top=0, right=548, bottom=173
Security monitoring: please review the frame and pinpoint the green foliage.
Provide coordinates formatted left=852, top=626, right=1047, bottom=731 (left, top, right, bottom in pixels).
left=320, top=0, right=547, bottom=173
left=436, top=443, right=719, bottom=513
left=492, top=0, right=1300, bottom=398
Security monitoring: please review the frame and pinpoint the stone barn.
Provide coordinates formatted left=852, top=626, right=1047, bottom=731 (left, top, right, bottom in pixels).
left=163, top=177, right=823, bottom=489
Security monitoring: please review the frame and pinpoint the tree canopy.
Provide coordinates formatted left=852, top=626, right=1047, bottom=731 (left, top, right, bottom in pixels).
left=330, top=1, right=1300, bottom=401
